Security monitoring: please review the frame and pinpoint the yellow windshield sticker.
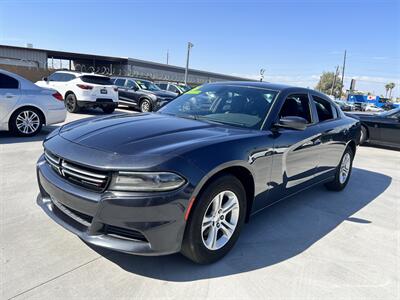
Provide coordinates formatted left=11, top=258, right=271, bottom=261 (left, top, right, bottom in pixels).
left=186, top=86, right=202, bottom=94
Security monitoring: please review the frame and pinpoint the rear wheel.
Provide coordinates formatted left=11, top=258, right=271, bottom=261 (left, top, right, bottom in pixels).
left=181, top=175, right=246, bottom=264
left=65, top=93, right=80, bottom=113
left=325, top=146, right=354, bottom=191
left=102, top=106, right=115, bottom=114
left=140, top=99, right=152, bottom=112
left=9, top=108, right=43, bottom=137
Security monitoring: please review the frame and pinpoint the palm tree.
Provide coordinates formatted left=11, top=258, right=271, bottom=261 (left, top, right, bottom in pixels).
left=388, top=82, right=396, bottom=98
left=385, top=83, right=391, bottom=98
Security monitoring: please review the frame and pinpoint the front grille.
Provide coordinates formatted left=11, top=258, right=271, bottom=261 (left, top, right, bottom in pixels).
left=103, top=225, right=147, bottom=242
left=44, top=150, right=110, bottom=192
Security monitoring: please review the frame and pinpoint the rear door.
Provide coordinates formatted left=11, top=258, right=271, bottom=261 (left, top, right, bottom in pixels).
left=124, top=79, right=140, bottom=106
left=0, top=73, right=21, bottom=124
left=114, top=78, right=127, bottom=101
left=266, top=92, right=321, bottom=205
left=310, top=94, right=346, bottom=180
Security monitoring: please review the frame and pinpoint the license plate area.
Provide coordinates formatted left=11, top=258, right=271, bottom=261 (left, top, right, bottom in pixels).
left=100, top=89, right=107, bottom=94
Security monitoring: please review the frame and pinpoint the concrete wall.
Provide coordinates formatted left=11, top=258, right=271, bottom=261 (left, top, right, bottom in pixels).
left=0, top=47, right=47, bottom=68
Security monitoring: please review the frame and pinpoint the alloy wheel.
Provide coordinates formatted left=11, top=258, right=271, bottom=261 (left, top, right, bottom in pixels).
left=141, top=100, right=150, bottom=112
left=339, top=152, right=351, bottom=184
left=201, top=190, right=240, bottom=250
left=15, top=110, right=40, bottom=134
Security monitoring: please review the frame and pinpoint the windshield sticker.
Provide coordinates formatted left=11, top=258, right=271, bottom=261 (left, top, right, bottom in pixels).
left=186, top=86, right=202, bottom=94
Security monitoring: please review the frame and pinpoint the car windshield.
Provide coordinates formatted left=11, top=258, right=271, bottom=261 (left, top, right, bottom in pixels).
left=178, top=85, right=191, bottom=92
left=159, top=84, right=278, bottom=129
left=378, top=107, right=400, bottom=117
left=136, top=80, right=161, bottom=91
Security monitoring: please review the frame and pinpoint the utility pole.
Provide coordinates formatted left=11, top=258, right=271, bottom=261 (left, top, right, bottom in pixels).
left=166, top=49, right=169, bottom=65
left=184, top=42, right=194, bottom=85
left=260, top=68, right=265, bottom=82
left=340, top=50, right=347, bottom=98
left=331, top=65, right=339, bottom=97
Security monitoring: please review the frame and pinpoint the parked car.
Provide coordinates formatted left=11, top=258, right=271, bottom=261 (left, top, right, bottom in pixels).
left=364, top=103, right=384, bottom=112
left=156, top=82, right=191, bottom=95
left=112, top=77, right=177, bottom=112
left=334, top=99, right=355, bottom=111
left=348, top=107, right=400, bottom=148
left=0, top=69, right=66, bottom=136
left=36, top=71, right=118, bottom=114
left=36, top=82, right=360, bottom=264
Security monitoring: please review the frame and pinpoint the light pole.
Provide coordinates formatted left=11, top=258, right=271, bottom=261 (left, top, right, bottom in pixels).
left=184, top=42, right=194, bottom=85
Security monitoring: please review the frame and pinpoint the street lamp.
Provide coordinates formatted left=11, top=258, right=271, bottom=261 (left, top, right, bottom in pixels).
left=184, top=42, right=194, bottom=85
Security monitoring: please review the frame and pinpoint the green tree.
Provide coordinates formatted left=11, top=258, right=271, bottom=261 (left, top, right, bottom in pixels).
left=315, top=72, right=342, bottom=98
left=385, top=83, right=391, bottom=97
left=388, top=82, right=395, bottom=98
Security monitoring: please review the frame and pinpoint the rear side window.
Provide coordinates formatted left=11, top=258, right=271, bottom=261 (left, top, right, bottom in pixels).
left=158, top=83, right=167, bottom=89
left=0, top=73, right=19, bottom=89
left=80, top=75, right=113, bottom=85
left=279, top=94, right=312, bottom=123
left=312, top=96, right=335, bottom=122
left=114, top=78, right=126, bottom=87
left=63, top=74, right=76, bottom=82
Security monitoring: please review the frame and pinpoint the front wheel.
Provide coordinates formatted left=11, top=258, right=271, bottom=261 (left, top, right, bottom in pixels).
left=140, top=99, right=152, bottom=112
left=181, top=175, right=246, bottom=264
left=325, top=147, right=354, bottom=191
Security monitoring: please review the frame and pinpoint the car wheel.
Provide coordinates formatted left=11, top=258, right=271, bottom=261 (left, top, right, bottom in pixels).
left=140, top=99, right=152, bottom=112
left=9, top=108, right=43, bottom=137
left=102, top=106, right=115, bottom=114
left=181, top=175, right=246, bottom=264
left=65, top=93, right=80, bottom=113
left=360, top=126, right=368, bottom=145
left=325, top=146, right=354, bottom=191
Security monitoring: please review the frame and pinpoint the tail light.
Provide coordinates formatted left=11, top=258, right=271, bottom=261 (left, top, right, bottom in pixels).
left=77, top=84, right=93, bottom=90
left=52, top=92, right=63, bottom=101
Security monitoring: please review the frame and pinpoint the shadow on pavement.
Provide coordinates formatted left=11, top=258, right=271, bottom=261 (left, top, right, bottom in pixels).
left=92, top=167, right=391, bottom=281
left=0, top=125, right=59, bottom=144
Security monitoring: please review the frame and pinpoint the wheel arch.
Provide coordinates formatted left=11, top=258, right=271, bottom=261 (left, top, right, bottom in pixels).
left=187, top=163, right=256, bottom=223
left=64, top=90, right=76, bottom=99
left=9, top=105, right=46, bottom=127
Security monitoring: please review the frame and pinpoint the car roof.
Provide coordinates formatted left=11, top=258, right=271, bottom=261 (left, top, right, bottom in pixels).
left=112, top=76, right=152, bottom=82
left=54, top=70, right=109, bottom=77
left=208, top=81, right=321, bottom=93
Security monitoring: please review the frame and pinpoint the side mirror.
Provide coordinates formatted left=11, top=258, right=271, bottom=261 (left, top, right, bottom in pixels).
left=43, top=77, right=48, bottom=82
left=132, top=86, right=139, bottom=91
left=274, top=116, right=308, bottom=131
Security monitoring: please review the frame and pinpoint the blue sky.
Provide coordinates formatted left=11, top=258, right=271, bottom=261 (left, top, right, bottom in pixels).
left=0, top=0, right=399, bottom=96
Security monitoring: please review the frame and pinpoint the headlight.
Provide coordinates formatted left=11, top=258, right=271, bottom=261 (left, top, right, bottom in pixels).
left=109, top=172, right=186, bottom=192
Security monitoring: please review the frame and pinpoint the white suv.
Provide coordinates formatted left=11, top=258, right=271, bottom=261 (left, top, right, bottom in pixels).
left=36, top=71, right=118, bottom=114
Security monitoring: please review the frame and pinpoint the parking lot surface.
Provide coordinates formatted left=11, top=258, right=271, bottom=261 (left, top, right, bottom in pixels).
left=1, top=109, right=399, bottom=300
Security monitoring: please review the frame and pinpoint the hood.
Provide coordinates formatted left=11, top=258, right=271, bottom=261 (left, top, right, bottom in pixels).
left=142, top=89, right=177, bottom=98
left=58, top=113, right=254, bottom=157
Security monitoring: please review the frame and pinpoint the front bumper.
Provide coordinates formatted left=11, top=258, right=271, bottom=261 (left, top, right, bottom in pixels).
left=36, top=155, right=189, bottom=255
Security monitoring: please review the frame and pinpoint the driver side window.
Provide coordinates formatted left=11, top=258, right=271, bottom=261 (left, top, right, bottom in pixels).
left=279, top=94, right=312, bottom=123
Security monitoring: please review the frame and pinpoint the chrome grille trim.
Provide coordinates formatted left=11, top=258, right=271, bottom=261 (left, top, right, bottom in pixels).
left=43, top=150, right=110, bottom=191
left=61, top=161, right=107, bottom=179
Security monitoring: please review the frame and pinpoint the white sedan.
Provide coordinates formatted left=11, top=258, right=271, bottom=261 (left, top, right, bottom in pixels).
left=0, top=69, right=66, bottom=136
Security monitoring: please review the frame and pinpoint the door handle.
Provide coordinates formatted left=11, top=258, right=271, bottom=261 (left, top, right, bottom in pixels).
left=5, top=94, right=14, bottom=99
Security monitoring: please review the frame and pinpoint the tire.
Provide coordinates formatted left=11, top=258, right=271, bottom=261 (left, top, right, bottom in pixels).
left=140, top=99, right=152, bottom=112
left=360, top=126, right=368, bottom=145
left=9, top=107, right=43, bottom=137
left=325, top=146, right=354, bottom=191
left=181, top=175, right=247, bottom=264
left=102, top=106, right=115, bottom=114
left=65, top=93, right=80, bottom=113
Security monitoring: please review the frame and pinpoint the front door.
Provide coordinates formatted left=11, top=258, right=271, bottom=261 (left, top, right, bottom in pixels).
left=267, top=93, right=321, bottom=205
